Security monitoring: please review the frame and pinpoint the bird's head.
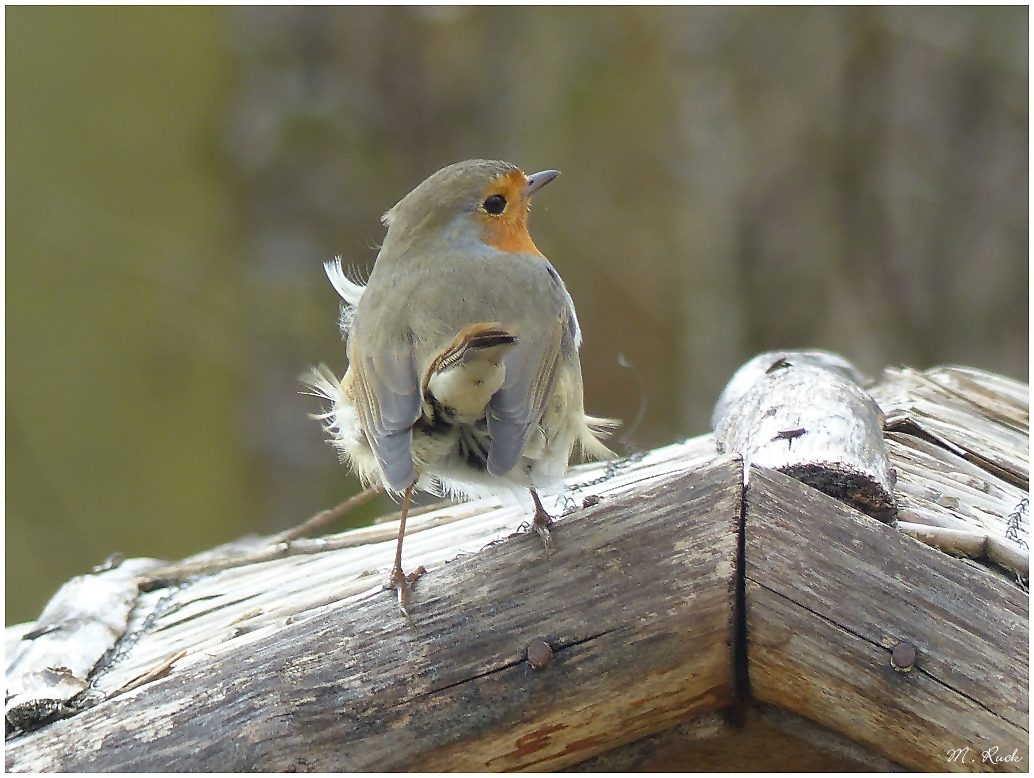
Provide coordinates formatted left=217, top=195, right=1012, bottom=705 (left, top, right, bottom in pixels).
left=380, top=159, right=559, bottom=258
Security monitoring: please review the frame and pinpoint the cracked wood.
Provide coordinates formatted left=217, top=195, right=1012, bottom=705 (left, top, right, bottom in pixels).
left=744, top=466, right=1028, bottom=772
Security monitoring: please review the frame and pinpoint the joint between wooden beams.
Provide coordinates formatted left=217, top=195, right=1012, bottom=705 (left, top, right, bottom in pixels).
left=732, top=471, right=751, bottom=711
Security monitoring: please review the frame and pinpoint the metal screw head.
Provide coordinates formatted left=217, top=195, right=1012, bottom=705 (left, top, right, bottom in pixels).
left=527, top=639, right=553, bottom=669
left=891, top=642, right=917, bottom=672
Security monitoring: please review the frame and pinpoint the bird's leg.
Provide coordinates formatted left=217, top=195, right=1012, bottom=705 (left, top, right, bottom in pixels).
left=386, top=484, right=424, bottom=614
left=530, top=489, right=554, bottom=556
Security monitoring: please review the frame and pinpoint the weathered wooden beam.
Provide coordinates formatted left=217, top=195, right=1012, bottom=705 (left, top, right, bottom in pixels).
left=872, top=366, right=1029, bottom=491
left=744, top=465, right=1029, bottom=773
left=710, top=349, right=866, bottom=430
left=713, top=350, right=896, bottom=523
left=5, top=459, right=741, bottom=772
left=4, top=558, right=161, bottom=729
left=568, top=704, right=905, bottom=772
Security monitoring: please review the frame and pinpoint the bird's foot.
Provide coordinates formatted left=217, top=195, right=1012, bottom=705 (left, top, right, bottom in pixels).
left=385, top=564, right=426, bottom=615
left=532, top=505, right=554, bottom=557
left=529, top=489, right=556, bottom=557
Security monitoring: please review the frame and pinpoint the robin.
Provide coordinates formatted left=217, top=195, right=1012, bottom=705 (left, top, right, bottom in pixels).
left=306, top=159, right=617, bottom=613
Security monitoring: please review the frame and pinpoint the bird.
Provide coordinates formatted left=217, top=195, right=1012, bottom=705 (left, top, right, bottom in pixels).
left=305, top=159, right=617, bottom=613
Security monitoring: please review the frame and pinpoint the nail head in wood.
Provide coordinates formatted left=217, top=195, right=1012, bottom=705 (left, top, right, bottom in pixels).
left=527, top=639, right=553, bottom=669
left=891, top=642, right=917, bottom=672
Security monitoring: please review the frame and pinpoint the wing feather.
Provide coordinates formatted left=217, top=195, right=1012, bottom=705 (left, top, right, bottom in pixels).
left=486, top=320, right=563, bottom=477
left=350, top=340, right=421, bottom=490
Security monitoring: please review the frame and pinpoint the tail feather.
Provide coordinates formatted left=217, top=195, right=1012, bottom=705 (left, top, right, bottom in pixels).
left=300, top=364, right=342, bottom=405
left=300, top=364, right=353, bottom=453
left=578, top=414, right=621, bottom=462
left=323, top=257, right=366, bottom=335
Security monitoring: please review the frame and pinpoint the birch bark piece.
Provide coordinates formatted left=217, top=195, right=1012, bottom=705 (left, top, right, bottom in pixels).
left=714, top=352, right=895, bottom=523
left=5, top=558, right=163, bottom=730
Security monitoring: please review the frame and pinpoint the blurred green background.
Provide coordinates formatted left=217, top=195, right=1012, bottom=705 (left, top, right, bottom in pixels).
left=6, top=7, right=1028, bottom=624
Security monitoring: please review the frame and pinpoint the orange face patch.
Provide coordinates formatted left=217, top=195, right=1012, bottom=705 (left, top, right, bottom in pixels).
left=477, top=170, right=544, bottom=256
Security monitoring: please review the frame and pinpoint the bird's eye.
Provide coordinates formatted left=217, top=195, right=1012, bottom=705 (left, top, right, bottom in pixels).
left=483, top=194, right=507, bottom=215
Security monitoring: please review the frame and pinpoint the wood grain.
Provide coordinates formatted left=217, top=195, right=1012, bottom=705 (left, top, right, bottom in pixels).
left=744, top=465, right=1028, bottom=772
left=871, top=367, right=1029, bottom=490
left=6, top=459, right=741, bottom=773
left=925, top=367, right=1029, bottom=431
left=567, top=705, right=904, bottom=772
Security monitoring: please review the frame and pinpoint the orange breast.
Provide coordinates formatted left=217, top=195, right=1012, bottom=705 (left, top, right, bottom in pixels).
left=478, top=170, right=544, bottom=256
left=481, top=219, right=543, bottom=256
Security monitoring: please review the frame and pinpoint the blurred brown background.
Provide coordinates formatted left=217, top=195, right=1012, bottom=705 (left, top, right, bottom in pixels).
left=6, top=6, right=1028, bottom=624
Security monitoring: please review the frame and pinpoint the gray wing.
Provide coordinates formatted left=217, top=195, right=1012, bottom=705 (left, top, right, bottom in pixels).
left=486, top=319, right=563, bottom=477
left=350, top=339, right=421, bottom=491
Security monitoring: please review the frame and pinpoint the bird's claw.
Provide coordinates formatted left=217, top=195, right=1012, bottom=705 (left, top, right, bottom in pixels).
left=386, top=565, right=426, bottom=615
left=528, top=489, right=556, bottom=557
left=533, top=508, right=554, bottom=557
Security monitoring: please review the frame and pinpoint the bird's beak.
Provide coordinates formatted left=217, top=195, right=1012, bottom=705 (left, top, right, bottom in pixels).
left=525, top=169, right=560, bottom=196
